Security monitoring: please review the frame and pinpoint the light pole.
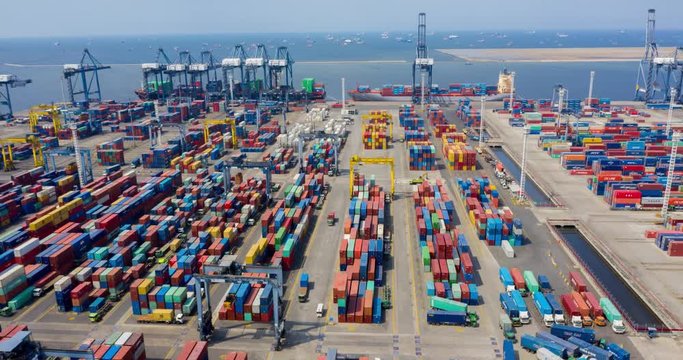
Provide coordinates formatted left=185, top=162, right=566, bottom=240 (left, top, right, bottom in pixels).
left=508, top=71, right=516, bottom=113
left=662, top=131, right=681, bottom=219
left=479, top=96, right=485, bottom=149
left=341, top=77, right=346, bottom=114
left=421, top=72, right=426, bottom=112
left=519, top=125, right=529, bottom=200
left=666, top=88, right=677, bottom=136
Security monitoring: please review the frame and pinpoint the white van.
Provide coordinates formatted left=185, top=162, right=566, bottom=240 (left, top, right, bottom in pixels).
left=316, top=303, right=324, bottom=318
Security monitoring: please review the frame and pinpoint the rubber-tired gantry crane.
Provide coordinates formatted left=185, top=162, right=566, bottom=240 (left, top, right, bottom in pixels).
left=0, top=135, right=44, bottom=171
left=63, top=49, right=110, bottom=107
left=203, top=118, right=238, bottom=149
left=635, top=9, right=683, bottom=104
left=28, top=104, right=61, bottom=134
left=349, top=155, right=395, bottom=199
left=412, top=12, right=434, bottom=104
left=217, top=154, right=274, bottom=201
left=0, top=74, right=31, bottom=119
left=140, top=48, right=173, bottom=101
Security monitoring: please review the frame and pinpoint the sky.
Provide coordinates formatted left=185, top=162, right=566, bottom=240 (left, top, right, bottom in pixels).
left=0, top=0, right=682, bottom=38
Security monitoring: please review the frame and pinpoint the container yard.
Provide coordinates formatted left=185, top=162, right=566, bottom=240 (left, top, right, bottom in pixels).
left=2, top=8, right=683, bottom=359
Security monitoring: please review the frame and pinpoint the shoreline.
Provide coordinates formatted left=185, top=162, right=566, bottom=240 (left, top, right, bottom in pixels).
left=436, top=47, right=675, bottom=63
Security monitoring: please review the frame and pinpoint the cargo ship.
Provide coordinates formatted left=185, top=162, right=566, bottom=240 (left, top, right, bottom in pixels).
left=349, top=70, right=514, bottom=102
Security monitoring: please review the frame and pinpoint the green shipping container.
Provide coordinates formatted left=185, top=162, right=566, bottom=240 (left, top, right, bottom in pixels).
left=451, top=284, right=462, bottom=300
left=8, top=286, right=34, bottom=311
left=430, top=296, right=468, bottom=313
left=338, top=298, right=346, bottom=308
left=183, top=297, right=197, bottom=316
left=302, top=78, right=315, bottom=93
left=105, top=332, right=122, bottom=345
left=523, top=270, right=539, bottom=293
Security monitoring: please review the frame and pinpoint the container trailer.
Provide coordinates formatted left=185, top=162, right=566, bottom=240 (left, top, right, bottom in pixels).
left=535, top=331, right=580, bottom=357
left=500, top=292, right=521, bottom=326
left=570, top=291, right=593, bottom=327
left=499, top=267, right=515, bottom=292
left=550, top=324, right=596, bottom=343
left=535, top=348, right=563, bottom=360
left=298, top=273, right=309, bottom=303
left=510, top=268, right=527, bottom=296
left=499, top=313, right=516, bottom=341
left=567, top=336, right=612, bottom=360
left=560, top=294, right=583, bottom=328
left=568, top=271, right=587, bottom=292
left=532, top=291, right=554, bottom=327
left=136, top=309, right=184, bottom=324
left=599, top=297, right=626, bottom=334
left=426, top=309, right=478, bottom=326
left=510, top=290, right=531, bottom=324
left=520, top=334, right=567, bottom=358
left=523, top=270, right=540, bottom=293
left=581, top=291, right=606, bottom=326
left=502, top=339, right=515, bottom=360
left=544, top=293, right=565, bottom=325
left=537, top=274, right=552, bottom=293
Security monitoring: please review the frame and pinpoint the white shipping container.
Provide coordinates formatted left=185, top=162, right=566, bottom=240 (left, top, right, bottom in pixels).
left=641, top=197, right=664, bottom=205
left=115, top=332, right=132, bottom=346
left=76, top=267, right=93, bottom=283
left=253, top=288, right=264, bottom=314
left=54, top=275, right=72, bottom=292
left=377, top=224, right=384, bottom=239
left=502, top=241, right=515, bottom=258
left=13, top=237, right=40, bottom=257
left=0, top=265, right=26, bottom=288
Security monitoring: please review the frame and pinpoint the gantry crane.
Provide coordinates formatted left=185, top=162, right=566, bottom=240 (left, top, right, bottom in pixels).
left=63, top=49, right=111, bottom=106
left=166, top=51, right=195, bottom=100
left=28, top=104, right=61, bottom=133
left=268, top=47, right=294, bottom=92
left=218, top=154, right=274, bottom=201
left=43, top=146, right=94, bottom=184
left=245, top=44, right=270, bottom=99
left=412, top=13, right=434, bottom=104
left=203, top=118, right=238, bottom=149
left=194, top=263, right=285, bottom=350
left=149, top=120, right=188, bottom=152
left=635, top=9, right=683, bottom=103
left=0, top=74, right=31, bottom=119
left=222, top=45, right=248, bottom=104
left=361, top=112, right=394, bottom=140
left=349, top=155, right=395, bottom=198
left=188, top=50, right=221, bottom=102
left=140, top=48, right=173, bottom=101
left=0, top=135, right=44, bottom=170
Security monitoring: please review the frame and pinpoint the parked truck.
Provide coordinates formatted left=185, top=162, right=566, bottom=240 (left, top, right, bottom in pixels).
left=571, top=291, right=593, bottom=327
left=560, top=294, right=583, bottom=328
left=502, top=339, right=515, bottom=360
left=568, top=271, right=587, bottom=292
left=499, top=313, right=515, bottom=341
left=136, top=309, right=185, bottom=324
left=581, top=291, right=606, bottom=326
left=499, top=267, right=515, bottom=292
left=88, top=298, right=113, bottom=323
left=600, top=297, right=626, bottom=334
left=550, top=324, right=596, bottom=343
left=426, top=309, right=479, bottom=326
left=523, top=270, right=540, bottom=293
left=567, top=336, right=612, bottom=360
left=607, top=342, right=631, bottom=360
left=500, top=292, right=521, bottom=326
left=510, top=267, right=527, bottom=296
left=532, top=291, right=554, bottom=327
left=520, top=334, right=567, bottom=358
left=298, top=273, right=309, bottom=303
left=510, top=290, right=531, bottom=324
left=536, top=331, right=580, bottom=358
left=544, top=293, right=565, bottom=325
left=537, top=274, right=552, bottom=293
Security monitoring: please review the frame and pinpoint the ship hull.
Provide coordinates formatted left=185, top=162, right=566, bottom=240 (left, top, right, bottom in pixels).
left=349, top=92, right=511, bottom=102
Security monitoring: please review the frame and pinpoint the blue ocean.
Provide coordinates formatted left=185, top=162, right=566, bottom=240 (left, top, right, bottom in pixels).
left=1, top=30, right=682, bottom=111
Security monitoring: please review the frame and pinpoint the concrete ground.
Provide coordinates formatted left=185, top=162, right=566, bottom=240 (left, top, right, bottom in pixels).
left=1, top=101, right=680, bottom=359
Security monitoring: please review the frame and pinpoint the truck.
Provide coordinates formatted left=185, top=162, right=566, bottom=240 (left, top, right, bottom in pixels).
left=136, top=309, right=185, bottom=324
left=570, top=291, right=593, bottom=327
left=88, top=299, right=113, bottom=323
left=502, top=339, right=515, bottom=360
left=532, top=291, right=554, bottom=327
left=567, top=336, right=612, bottom=360
left=499, top=267, right=515, bottom=292
left=536, top=331, right=580, bottom=358
left=327, top=212, right=335, bottom=226
left=298, top=272, right=309, bottom=303
left=499, top=313, right=516, bottom=341
left=510, top=290, right=531, bottom=324
left=535, top=348, right=563, bottom=360
left=600, top=297, right=626, bottom=334
left=607, top=342, right=631, bottom=360
left=510, top=267, right=527, bottom=296
left=519, top=334, right=567, bottom=358
left=426, top=309, right=479, bottom=326
left=560, top=294, right=583, bottom=328
left=550, top=323, right=596, bottom=343
left=544, top=293, right=565, bottom=325
left=32, top=271, right=59, bottom=298
left=568, top=271, right=587, bottom=293
left=523, top=270, right=540, bottom=293
left=537, top=274, right=552, bottom=293
left=499, top=292, right=521, bottom=326
left=581, top=291, right=606, bottom=326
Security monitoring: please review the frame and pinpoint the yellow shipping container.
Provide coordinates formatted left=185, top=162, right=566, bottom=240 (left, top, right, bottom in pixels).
left=208, top=226, right=221, bottom=239
left=245, top=244, right=258, bottom=264
left=223, top=227, right=237, bottom=240
left=138, top=279, right=153, bottom=295
left=170, top=239, right=182, bottom=252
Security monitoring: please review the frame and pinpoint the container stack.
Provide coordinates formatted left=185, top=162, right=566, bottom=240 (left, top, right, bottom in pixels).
left=442, top=143, right=476, bottom=171
left=158, top=112, right=182, bottom=123
left=97, top=138, right=125, bottom=166
left=362, top=124, right=388, bottom=150
left=217, top=281, right=274, bottom=322
left=404, top=129, right=429, bottom=142
left=407, top=142, right=436, bottom=170
left=334, top=173, right=387, bottom=324
left=427, top=107, right=447, bottom=126
left=304, top=139, right=337, bottom=174
left=0, top=264, right=31, bottom=309
left=245, top=173, right=322, bottom=270
left=125, top=122, right=151, bottom=141
left=142, top=145, right=182, bottom=169
left=434, top=124, right=458, bottom=138
left=175, top=340, right=208, bottom=360
left=457, top=177, right=523, bottom=246
left=75, top=332, right=147, bottom=360
left=129, top=279, right=193, bottom=316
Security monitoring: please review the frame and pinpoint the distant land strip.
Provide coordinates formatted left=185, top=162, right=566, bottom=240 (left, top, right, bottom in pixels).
left=436, top=47, right=677, bottom=63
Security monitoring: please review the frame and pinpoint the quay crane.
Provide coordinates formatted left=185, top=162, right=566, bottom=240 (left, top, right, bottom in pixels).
left=0, top=74, right=31, bottom=119
left=221, top=45, right=248, bottom=105
left=166, top=50, right=194, bottom=101
left=412, top=13, right=434, bottom=104
left=63, top=49, right=110, bottom=107
left=139, top=48, right=173, bottom=101
left=189, top=50, right=222, bottom=102
left=635, top=9, right=683, bottom=104
left=244, top=44, right=270, bottom=99
left=268, top=47, right=294, bottom=97
left=349, top=155, right=395, bottom=199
